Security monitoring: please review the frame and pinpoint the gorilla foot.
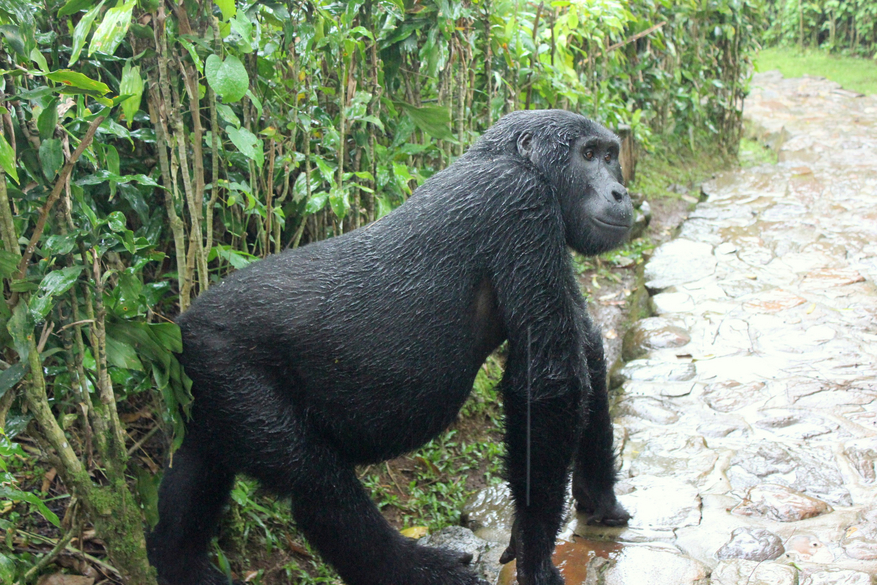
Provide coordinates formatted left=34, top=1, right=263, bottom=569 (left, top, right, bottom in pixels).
left=575, top=495, right=631, bottom=526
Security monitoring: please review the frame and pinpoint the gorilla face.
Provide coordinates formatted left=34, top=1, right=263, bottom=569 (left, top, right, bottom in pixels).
left=514, top=113, right=633, bottom=257
left=560, top=131, right=633, bottom=256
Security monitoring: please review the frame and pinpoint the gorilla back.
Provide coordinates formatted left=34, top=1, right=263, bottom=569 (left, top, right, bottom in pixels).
left=148, top=110, right=633, bottom=585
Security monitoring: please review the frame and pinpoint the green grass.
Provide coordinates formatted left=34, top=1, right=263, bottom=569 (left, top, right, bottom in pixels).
left=755, top=46, right=877, bottom=95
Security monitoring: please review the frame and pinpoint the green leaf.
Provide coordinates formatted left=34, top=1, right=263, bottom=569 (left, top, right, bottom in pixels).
left=0, top=250, right=19, bottom=279
left=304, top=191, right=329, bottom=215
left=119, top=63, right=144, bottom=128
left=213, top=0, right=235, bottom=21
left=0, top=486, right=60, bottom=527
left=89, top=0, right=136, bottom=56
left=204, top=54, right=249, bottom=103
left=29, top=47, right=48, bottom=73
left=58, top=0, right=97, bottom=16
left=39, top=138, right=64, bottom=179
left=47, top=70, right=110, bottom=94
left=7, top=303, right=33, bottom=361
left=329, top=187, right=348, bottom=220
left=148, top=322, right=182, bottom=353
left=68, top=0, right=105, bottom=66
left=37, top=98, right=59, bottom=141
left=0, top=132, right=18, bottom=185
left=107, top=211, right=127, bottom=232
left=226, top=126, right=263, bottom=167
left=0, top=362, right=27, bottom=400
left=105, top=335, right=144, bottom=371
left=177, top=38, right=203, bottom=74
left=29, top=266, right=84, bottom=321
left=0, top=552, right=15, bottom=584
left=393, top=101, right=454, bottom=141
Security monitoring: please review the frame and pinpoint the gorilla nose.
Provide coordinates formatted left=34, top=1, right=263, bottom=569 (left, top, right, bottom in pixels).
left=611, top=185, right=628, bottom=203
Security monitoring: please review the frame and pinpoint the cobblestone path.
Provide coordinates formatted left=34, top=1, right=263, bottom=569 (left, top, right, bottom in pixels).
left=466, top=72, right=877, bottom=584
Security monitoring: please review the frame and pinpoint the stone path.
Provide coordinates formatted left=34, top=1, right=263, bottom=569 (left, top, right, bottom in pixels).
left=452, top=72, right=877, bottom=584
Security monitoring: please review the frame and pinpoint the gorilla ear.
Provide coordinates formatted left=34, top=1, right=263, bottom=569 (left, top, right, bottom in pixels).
left=516, top=132, right=534, bottom=160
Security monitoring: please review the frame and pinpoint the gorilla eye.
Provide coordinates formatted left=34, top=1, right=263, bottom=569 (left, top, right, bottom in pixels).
left=583, top=149, right=594, bottom=161
left=604, top=153, right=612, bottom=162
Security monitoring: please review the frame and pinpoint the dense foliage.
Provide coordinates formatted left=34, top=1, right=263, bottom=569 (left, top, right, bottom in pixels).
left=0, top=0, right=762, bottom=581
left=763, top=0, right=877, bottom=55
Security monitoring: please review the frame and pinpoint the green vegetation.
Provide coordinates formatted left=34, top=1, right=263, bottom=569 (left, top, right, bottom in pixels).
left=0, top=0, right=765, bottom=581
left=763, top=0, right=877, bottom=55
left=755, top=46, right=877, bottom=94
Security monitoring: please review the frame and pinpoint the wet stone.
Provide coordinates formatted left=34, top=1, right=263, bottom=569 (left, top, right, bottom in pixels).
left=715, top=527, right=785, bottom=562
left=701, top=380, right=766, bottom=413
left=617, top=397, right=681, bottom=425
left=784, top=534, right=834, bottom=563
left=628, top=434, right=717, bottom=485
left=418, top=526, right=504, bottom=585
left=649, top=291, right=696, bottom=314
left=592, top=544, right=710, bottom=585
left=753, top=412, right=838, bottom=440
left=696, top=418, right=749, bottom=438
left=619, top=359, right=696, bottom=383
left=732, top=484, right=832, bottom=522
left=711, top=560, right=797, bottom=585
left=800, top=570, right=873, bottom=585
left=616, top=477, right=702, bottom=530
left=842, top=507, right=877, bottom=561
left=727, top=442, right=852, bottom=506
left=460, top=484, right=514, bottom=544
left=742, top=288, right=807, bottom=312
left=644, top=239, right=716, bottom=293
left=621, top=317, right=691, bottom=361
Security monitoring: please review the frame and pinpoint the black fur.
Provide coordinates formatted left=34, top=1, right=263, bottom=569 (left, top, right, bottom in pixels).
left=147, top=110, right=632, bottom=585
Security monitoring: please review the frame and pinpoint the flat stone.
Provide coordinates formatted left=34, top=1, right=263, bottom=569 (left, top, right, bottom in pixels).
left=711, top=560, right=797, bottom=585
left=460, top=484, right=514, bottom=544
left=727, top=442, right=852, bottom=506
left=732, top=484, right=832, bottom=522
left=617, top=397, right=681, bottom=425
left=628, top=434, right=717, bottom=485
left=644, top=239, right=716, bottom=293
left=649, top=291, right=696, bottom=314
left=419, top=526, right=504, bottom=585
left=596, top=544, right=710, bottom=585
left=702, top=380, right=766, bottom=412
left=715, top=527, right=784, bottom=561
left=800, top=570, right=873, bottom=585
left=621, top=317, right=691, bottom=361
left=742, top=288, right=807, bottom=312
left=619, top=359, right=697, bottom=383
left=617, top=477, right=702, bottom=530
left=842, top=506, right=877, bottom=561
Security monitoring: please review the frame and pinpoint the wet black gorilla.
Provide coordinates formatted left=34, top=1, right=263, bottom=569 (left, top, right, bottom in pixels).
left=147, top=110, right=632, bottom=585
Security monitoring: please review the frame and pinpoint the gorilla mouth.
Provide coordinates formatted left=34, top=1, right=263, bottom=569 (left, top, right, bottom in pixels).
left=592, top=217, right=631, bottom=230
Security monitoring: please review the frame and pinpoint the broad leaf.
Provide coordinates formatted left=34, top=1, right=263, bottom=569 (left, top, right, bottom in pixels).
left=105, top=335, right=144, bottom=371
left=394, top=101, right=454, bottom=141
left=68, top=0, right=105, bottom=66
left=58, top=0, right=97, bottom=16
left=226, top=126, right=263, bottom=167
left=204, top=54, right=248, bottom=103
left=89, top=0, right=136, bottom=56
left=37, top=98, right=59, bottom=141
left=29, top=266, right=84, bottom=321
left=213, top=0, right=235, bottom=20
left=47, top=70, right=110, bottom=94
left=0, top=362, right=27, bottom=400
left=0, top=132, right=18, bottom=184
left=39, top=138, right=64, bottom=179
left=0, top=486, right=60, bottom=527
left=119, top=63, right=144, bottom=128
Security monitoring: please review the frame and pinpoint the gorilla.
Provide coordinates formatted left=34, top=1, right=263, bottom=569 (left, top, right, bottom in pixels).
left=147, top=109, right=633, bottom=585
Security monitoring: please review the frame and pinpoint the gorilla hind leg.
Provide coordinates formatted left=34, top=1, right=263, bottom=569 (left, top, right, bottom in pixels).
left=147, top=437, right=236, bottom=585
